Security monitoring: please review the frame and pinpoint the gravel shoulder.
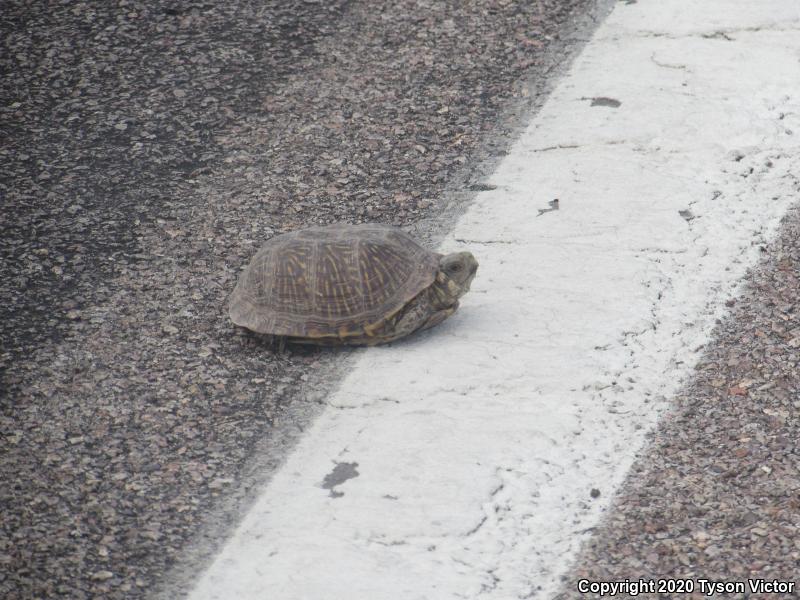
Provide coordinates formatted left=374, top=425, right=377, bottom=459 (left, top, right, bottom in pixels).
left=557, top=204, right=800, bottom=597
left=0, top=1, right=607, bottom=598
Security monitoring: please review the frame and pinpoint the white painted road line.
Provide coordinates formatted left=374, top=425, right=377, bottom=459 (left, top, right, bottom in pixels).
left=191, top=1, right=800, bottom=598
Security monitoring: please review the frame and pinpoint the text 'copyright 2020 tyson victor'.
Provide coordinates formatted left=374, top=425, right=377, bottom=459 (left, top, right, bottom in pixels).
left=577, top=578, right=796, bottom=596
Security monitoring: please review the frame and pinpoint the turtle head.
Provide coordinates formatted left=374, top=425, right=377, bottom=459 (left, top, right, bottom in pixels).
left=432, top=251, right=478, bottom=307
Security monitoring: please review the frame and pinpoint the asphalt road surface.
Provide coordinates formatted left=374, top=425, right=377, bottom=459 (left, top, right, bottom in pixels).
left=182, top=2, right=800, bottom=598
left=5, top=1, right=800, bottom=599
left=1, top=1, right=606, bottom=598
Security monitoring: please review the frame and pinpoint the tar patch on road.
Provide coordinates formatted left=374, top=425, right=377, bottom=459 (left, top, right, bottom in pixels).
left=321, top=461, right=360, bottom=498
left=589, top=96, right=622, bottom=107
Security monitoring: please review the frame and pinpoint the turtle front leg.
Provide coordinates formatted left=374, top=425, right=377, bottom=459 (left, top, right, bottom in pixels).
left=417, top=303, right=457, bottom=333
left=387, top=294, right=458, bottom=342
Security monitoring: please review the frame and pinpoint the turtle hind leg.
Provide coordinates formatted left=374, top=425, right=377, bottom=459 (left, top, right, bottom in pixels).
left=264, top=334, right=287, bottom=353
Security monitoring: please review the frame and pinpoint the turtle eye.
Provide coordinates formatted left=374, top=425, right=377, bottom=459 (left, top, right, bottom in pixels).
left=447, top=263, right=463, bottom=274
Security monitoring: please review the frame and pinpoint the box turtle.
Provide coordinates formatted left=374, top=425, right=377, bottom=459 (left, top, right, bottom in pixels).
left=229, top=223, right=478, bottom=345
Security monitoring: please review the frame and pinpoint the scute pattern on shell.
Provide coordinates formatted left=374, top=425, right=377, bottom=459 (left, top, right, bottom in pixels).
left=229, top=224, right=440, bottom=339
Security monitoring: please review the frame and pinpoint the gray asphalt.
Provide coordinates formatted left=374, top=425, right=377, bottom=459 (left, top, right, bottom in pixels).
left=0, top=1, right=606, bottom=598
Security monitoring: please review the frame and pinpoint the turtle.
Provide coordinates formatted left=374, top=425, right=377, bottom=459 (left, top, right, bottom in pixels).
left=228, top=223, right=478, bottom=346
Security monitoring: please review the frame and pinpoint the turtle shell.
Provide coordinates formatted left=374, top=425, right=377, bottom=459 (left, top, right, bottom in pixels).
left=229, top=223, right=441, bottom=340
